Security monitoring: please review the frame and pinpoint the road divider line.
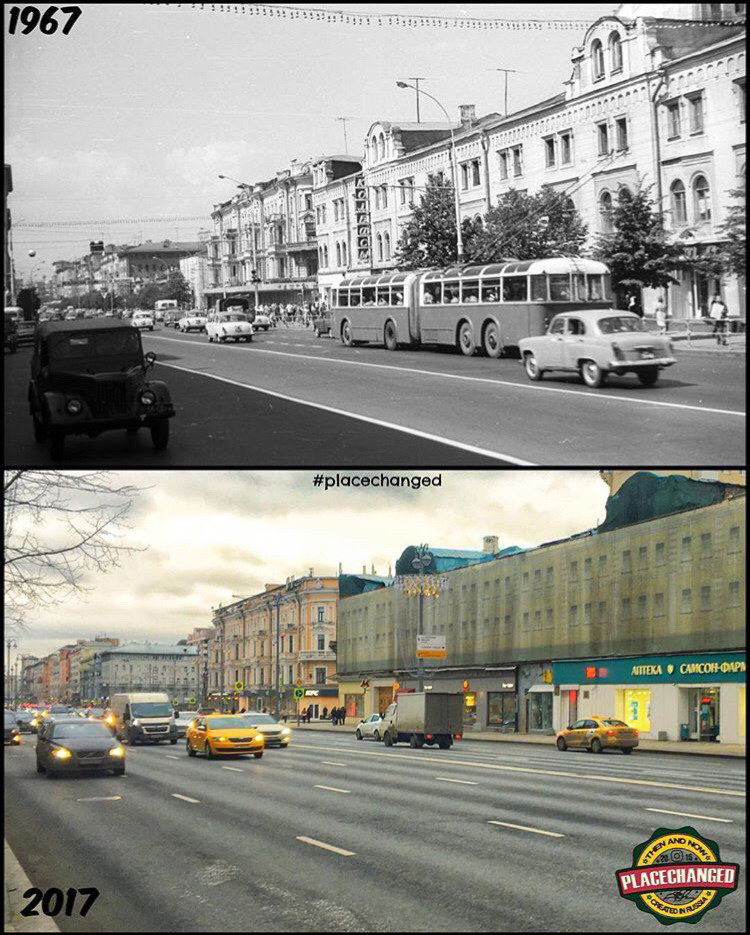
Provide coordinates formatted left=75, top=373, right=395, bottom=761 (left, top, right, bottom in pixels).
left=221, top=766, right=244, bottom=772
left=75, top=796, right=122, bottom=802
left=296, top=836, right=355, bottom=856
left=321, top=761, right=348, bottom=766
left=435, top=777, right=478, bottom=785
left=165, top=755, right=181, bottom=760
left=154, top=362, right=534, bottom=465
left=148, top=336, right=746, bottom=418
left=172, top=793, right=200, bottom=803
left=488, top=820, right=565, bottom=838
left=314, top=784, right=351, bottom=794
left=645, top=808, right=733, bottom=823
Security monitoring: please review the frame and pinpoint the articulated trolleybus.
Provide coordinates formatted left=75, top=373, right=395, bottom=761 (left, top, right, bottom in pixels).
left=331, top=257, right=612, bottom=357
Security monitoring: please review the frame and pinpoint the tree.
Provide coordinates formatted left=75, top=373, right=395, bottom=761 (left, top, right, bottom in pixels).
left=466, top=186, right=588, bottom=262
left=158, top=271, right=192, bottom=308
left=593, top=183, right=680, bottom=303
left=697, top=182, right=746, bottom=281
left=394, top=177, right=462, bottom=269
left=4, top=471, right=146, bottom=633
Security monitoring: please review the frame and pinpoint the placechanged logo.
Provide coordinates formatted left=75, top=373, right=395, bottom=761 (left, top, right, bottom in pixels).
left=616, top=827, right=739, bottom=925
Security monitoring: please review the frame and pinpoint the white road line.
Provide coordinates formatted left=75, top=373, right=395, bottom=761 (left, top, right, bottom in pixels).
left=645, top=808, right=733, bottom=823
left=75, top=796, right=122, bottom=802
left=296, top=836, right=355, bottom=856
left=314, top=784, right=351, bottom=794
left=221, top=766, right=245, bottom=772
left=155, top=362, right=534, bottom=465
left=321, top=761, right=348, bottom=766
left=172, top=793, right=200, bottom=803
left=488, top=820, right=565, bottom=837
left=147, top=336, right=745, bottom=418
left=294, top=343, right=306, bottom=347
left=165, top=755, right=181, bottom=760
left=311, top=344, right=324, bottom=348
left=435, top=777, right=478, bottom=785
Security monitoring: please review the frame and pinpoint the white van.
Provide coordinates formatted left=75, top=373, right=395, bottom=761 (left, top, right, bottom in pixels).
left=109, top=692, right=178, bottom=745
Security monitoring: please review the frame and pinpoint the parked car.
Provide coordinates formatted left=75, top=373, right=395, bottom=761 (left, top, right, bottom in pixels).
left=131, top=311, right=155, bottom=332
left=4, top=314, right=18, bottom=353
left=4, top=711, right=21, bottom=745
left=28, top=320, right=175, bottom=458
left=177, top=312, right=208, bottom=333
left=355, top=713, right=385, bottom=742
left=13, top=710, right=35, bottom=733
left=15, top=320, right=37, bottom=346
left=206, top=312, right=254, bottom=344
left=164, top=310, right=182, bottom=328
left=556, top=717, right=639, bottom=754
left=313, top=314, right=332, bottom=338
left=186, top=714, right=265, bottom=759
left=251, top=312, right=272, bottom=331
left=518, top=310, right=676, bottom=388
left=36, top=716, right=126, bottom=778
left=174, top=711, right=199, bottom=739
left=239, top=712, right=290, bottom=747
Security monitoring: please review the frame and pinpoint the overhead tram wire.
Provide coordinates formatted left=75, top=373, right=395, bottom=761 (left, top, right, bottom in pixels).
left=15, top=215, right=208, bottom=228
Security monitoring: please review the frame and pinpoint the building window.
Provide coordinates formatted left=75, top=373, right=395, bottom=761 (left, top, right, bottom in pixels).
left=317, top=606, right=325, bottom=622
left=544, top=137, right=556, bottom=167
left=534, top=610, right=541, bottom=630
left=498, top=150, right=509, bottom=180
left=622, top=550, right=632, bottom=573
left=609, top=31, right=623, bottom=72
left=546, top=566, right=553, bottom=585
left=598, top=554, right=608, bottom=573
left=666, top=101, right=682, bottom=139
left=523, top=572, right=529, bottom=588
left=729, top=581, right=740, bottom=607
left=681, top=536, right=692, bottom=560
left=639, top=546, right=648, bottom=569
left=546, top=608, right=554, bottom=628
left=621, top=597, right=631, bottom=621
left=598, top=599, right=608, bottom=620
left=729, top=526, right=740, bottom=551
left=569, top=604, right=578, bottom=626
left=615, top=117, right=628, bottom=151
left=460, top=163, right=469, bottom=190
left=700, top=532, right=712, bottom=558
left=315, top=667, right=326, bottom=684
left=693, top=175, right=712, bottom=223
left=569, top=561, right=578, bottom=581
left=522, top=612, right=529, bottom=630
left=381, top=185, right=388, bottom=208
left=471, top=159, right=480, bottom=186
left=512, top=146, right=523, bottom=177
left=687, top=92, right=705, bottom=134
left=600, top=191, right=614, bottom=232
left=335, top=242, right=341, bottom=267
left=736, top=79, right=746, bottom=123
left=597, top=123, right=609, bottom=156
left=560, top=131, right=572, bottom=165
left=592, top=39, right=605, bottom=79
left=654, top=592, right=665, bottom=616
left=384, top=231, right=391, bottom=261
left=681, top=588, right=692, bottom=613
left=638, top=595, right=647, bottom=617
left=342, top=241, right=347, bottom=265
left=655, top=542, right=666, bottom=564
left=584, top=557, right=592, bottom=579
left=584, top=603, right=592, bottom=626
left=288, top=636, right=293, bottom=653
left=504, top=614, right=512, bottom=633
left=670, top=180, right=687, bottom=225
left=376, top=232, right=383, bottom=262
left=288, top=665, right=294, bottom=683
left=317, top=634, right=325, bottom=651
left=700, top=586, right=711, bottom=611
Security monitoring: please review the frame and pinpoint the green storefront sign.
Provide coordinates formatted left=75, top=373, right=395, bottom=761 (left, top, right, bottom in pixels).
left=553, top=652, right=746, bottom=685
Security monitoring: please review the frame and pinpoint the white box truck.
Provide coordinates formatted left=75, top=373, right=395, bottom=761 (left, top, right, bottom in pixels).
left=109, top=692, right=178, bottom=745
left=381, top=692, right=464, bottom=749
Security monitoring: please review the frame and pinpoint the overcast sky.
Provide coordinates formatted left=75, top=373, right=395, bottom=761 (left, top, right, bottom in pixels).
left=6, top=2, right=616, bottom=278
left=10, top=470, right=610, bottom=661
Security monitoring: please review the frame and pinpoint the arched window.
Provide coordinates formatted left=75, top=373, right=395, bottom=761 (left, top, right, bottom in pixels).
left=376, top=233, right=383, bottom=262
left=670, top=180, right=687, bottom=225
left=592, top=39, right=605, bottom=79
left=384, top=231, right=391, bottom=261
left=378, top=134, right=386, bottom=161
left=693, top=175, right=712, bottom=223
left=609, top=31, right=623, bottom=72
left=335, top=242, right=341, bottom=267
left=371, top=136, right=379, bottom=162
left=599, top=191, right=614, bottom=232
left=342, top=241, right=347, bottom=265
left=323, top=244, right=329, bottom=267
left=319, top=247, right=324, bottom=266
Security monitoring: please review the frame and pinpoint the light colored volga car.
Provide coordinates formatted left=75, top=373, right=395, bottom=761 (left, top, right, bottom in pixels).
left=206, top=312, right=253, bottom=343
left=131, top=311, right=154, bottom=331
left=519, top=309, right=676, bottom=388
left=251, top=312, right=272, bottom=331
left=177, top=312, right=208, bottom=334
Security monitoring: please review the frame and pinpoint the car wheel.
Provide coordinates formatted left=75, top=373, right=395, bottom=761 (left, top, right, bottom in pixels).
left=556, top=736, right=568, bottom=751
left=208, top=335, right=213, bottom=342
left=383, top=731, right=393, bottom=747
left=637, top=367, right=659, bottom=387
left=170, top=738, right=177, bottom=745
left=591, top=737, right=603, bottom=754
left=36, top=759, right=45, bottom=773
left=409, top=734, right=423, bottom=748
left=621, top=747, right=633, bottom=755
left=49, top=430, right=65, bottom=461
left=112, top=767, right=125, bottom=776
left=341, top=319, right=354, bottom=347
left=581, top=360, right=606, bottom=388
left=253, top=751, right=263, bottom=759
left=384, top=320, right=398, bottom=351
left=150, top=420, right=169, bottom=450
left=458, top=322, right=476, bottom=356
left=355, top=729, right=363, bottom=740
left=205, top=740, right=215, bottom=759
left=373, top=730, right=381, bottom=742
left=46, top=767, right=58, bottom=779
left=32, top=415, right=47, bottom=443
left=187, top=739, right=196, bottom=756
left=524, top=353, right=544, bottom=381
left=483, top=322, right=503, bottom=359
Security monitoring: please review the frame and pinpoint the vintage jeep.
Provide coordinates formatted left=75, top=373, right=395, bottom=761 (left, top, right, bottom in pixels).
left=28, top=320, right=175, bottom=458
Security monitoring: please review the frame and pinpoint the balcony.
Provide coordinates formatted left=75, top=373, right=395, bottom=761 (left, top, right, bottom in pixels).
left=286, top=239, right=318, bottom=254
left=298, top=650, right=336, bottom=662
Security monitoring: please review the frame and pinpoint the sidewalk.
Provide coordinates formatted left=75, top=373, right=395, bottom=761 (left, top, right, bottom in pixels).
left=4, top=841, right=59, bottom=933
left=289, top=720, right=745, bottom=757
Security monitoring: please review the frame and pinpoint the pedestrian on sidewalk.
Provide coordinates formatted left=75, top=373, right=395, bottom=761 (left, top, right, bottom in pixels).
left=654, top=295, right=668, bottom=335
left=331, top=707, right=338, bottom=726
left=627, top=292, right=644, bottom=318
left=709, top=293, right=728, bottom=346
left=339, top=706, right=346, bottom=726
left=322, top=706, right=328, bottom=720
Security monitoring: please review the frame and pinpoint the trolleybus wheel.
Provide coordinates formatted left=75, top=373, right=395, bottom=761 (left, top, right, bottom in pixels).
left=483, top=322, right=503, bottom=359
left=384, top=320, right=399, bottom=351
left=341, top=320, right=354, bottom=347
left=458, top=322, right=476, bottom=356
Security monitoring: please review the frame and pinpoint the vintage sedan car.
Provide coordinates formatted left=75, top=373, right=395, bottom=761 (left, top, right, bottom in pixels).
left=36, top=716, right=126, bottom=778
left=4, top=711, right=22, bottom=745
left=355, top=713, right=385, bottom=742
left=206, top=312, right=253, bottom=344
left=177, top=312, right=208, bottom=333
left=556, top=717, right=639, bottom=754
left=28, top=320, right=175, bottom=458
left=131, top=311, right=155, bottom=331
left=251, top=312, right=272, bottom=331
left=239, top=712, right=290, bottom=747
left=313, top=314, right=332, bottom=338
left=518, top=310, right=676, bottom=388
left=186, top=714, right=265, bottom=759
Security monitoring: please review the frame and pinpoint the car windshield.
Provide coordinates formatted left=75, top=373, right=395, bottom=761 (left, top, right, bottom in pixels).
left=47, top=329, right=141, bottom=363
left=51, top=722, right=114, bottom=739
left=4, top=713, right=17, bottom=726
left=597, top=316, right=643, bottom=334
left=130, top=703, right=173, bottom=717
left=88, top=709, right=105, bottom=717
left=206, top=718, right=253, bottom=730
left=242, top=714, right=277, bottom=725
left=221, top=314, right=246, bottom=322
left=601, top=719, right=629, bottom=727
left=178, top=712, right=198, bottom=720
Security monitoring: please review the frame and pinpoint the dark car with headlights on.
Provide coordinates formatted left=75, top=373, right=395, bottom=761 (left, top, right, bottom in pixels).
left=13, top=710, right=35, bottom=733
left=4, top=711, right=22, bottom=745
left=36, top=717, right=126, bottom=778
left=28, top=319, right=175, bottom=459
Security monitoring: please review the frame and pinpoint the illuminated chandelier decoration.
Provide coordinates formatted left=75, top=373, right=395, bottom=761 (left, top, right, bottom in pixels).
left=393, top=574, right=449, bottom=598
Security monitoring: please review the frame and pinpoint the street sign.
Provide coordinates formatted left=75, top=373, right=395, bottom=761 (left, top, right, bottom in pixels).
left=295, top=678, right=303, bottom=687
left=393, top=682, right=400, bottom=691
left=189, top=696, right=196, bottom=704
left=233, top=680, right=244, bottom=691
left=293, top=687, right=304, bottom=699
left=416, top=634, right=447, bottom=659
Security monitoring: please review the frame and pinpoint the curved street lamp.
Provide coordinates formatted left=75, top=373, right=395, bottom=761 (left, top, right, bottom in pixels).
left=396, top=81, right=464, bottom=262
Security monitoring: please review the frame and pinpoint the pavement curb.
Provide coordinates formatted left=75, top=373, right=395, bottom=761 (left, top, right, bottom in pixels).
left=4, top=841, right=60, bottom=933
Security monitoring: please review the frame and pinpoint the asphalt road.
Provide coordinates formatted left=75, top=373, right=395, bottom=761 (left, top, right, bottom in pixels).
left=5, top=732, right=745, bottom=932
left=5, top=327, right=744, bottom=465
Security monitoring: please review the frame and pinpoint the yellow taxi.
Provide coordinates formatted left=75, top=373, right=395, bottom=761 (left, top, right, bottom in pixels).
left=186, top=714, right=265, bottom=759
left=556, top=716, right=639, bottom=755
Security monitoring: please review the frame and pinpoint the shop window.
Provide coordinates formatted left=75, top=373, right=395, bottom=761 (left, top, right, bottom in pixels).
left=681, top=588, right=692, bottom=613
left=463, top=693, right=477, bottom=726
left=527, top=692, right=552, bottom=731
left=488, top=692, right=515, bottom=730
left=620, top=688, right=651, bottom=732
left=654, top=592, right=665, bottom=616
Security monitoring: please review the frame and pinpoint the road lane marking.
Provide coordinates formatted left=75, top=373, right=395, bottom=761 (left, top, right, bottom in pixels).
left=76, top=796, right=122, bottom=801
left=488, top=820, right=565, bottom=837
left=221, top=766, right=244, bottom=772
left=314, top=784, right=351, bottom=794
left=148, top=336, right=745, bottom=418
left=321, top=761, right=348, bottom=767
left=165, top=755, right=181, bottom=760
left=292, top=743, right=744, bottom=797
left=296, top=836, right=355, bottom=856
left=155, top=363, right=534, bottom=465
left=294, top=343, right=306, bottom=347
left=172, top=793, right=200, bottom=803
left=645, top=808, right=733, bottom=823
left=435, top=777, right=478, bottom=785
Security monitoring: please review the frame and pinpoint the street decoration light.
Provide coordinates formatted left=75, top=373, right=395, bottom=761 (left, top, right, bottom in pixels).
left=396, top=81, right=464, bottom=262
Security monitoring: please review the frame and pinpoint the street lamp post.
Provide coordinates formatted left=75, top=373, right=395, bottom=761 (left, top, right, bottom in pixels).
left=412, top=545, right=433, bottom=692
left=396, top=81, right=464, bottom=262
left=271, top=594, right=282, bottom=720
left=5, top=639, right=17, bottom=706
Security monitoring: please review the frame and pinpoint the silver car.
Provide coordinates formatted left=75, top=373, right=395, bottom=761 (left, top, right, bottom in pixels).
left=519, top=309, right=676, bottom=388
left=355, top=713, right=385, bottom=742
left=174, top=711, right=199, bottom=739
left=240, top=712, right=291, bottom=747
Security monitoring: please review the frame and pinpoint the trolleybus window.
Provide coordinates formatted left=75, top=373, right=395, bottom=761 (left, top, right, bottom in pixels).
left=350, top=289, right=361, bottom=307
left=462, top=281, right=480, bottom=303
left=530, top=275, right=548, bottom=302
left=481, top=279, right=501, bottom=303
left=393, top=290, right=404, bottom=305
left=362, top=287, right=376, bottom=306
left=444, top=283, right=460, bottom=304
left=549, top=274, right=572, bottom=301
left=572, top=273, right=587, bottom=301
left=503, top=276, right=528, bottom=302
left=376, top=286, right=390, bottom=306
left=424, top=283, right=441, bottom=304
left=588, top=275, right=606, bottom=301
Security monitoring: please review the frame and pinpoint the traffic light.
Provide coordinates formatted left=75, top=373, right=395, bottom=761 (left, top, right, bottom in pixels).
left=462, top=679, right=470, bottom=693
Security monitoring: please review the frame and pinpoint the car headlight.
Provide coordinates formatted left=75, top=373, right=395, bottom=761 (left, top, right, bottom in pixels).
left=31, top=718, right=39, bottom=727
left=52, top=748, right=72, bottom=760
left=255, top=734, right=264, bottom=743
left=108, top=746, right=126, bottom=758
left=66, top=398, right=83, bottom=414
left=216, top=735, right=227, bottom=742
left=281, top=727, right=291, bottom=735
left=132, top=719, right=141, bottom=727
left=139, top=390, right=156, bottom=407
